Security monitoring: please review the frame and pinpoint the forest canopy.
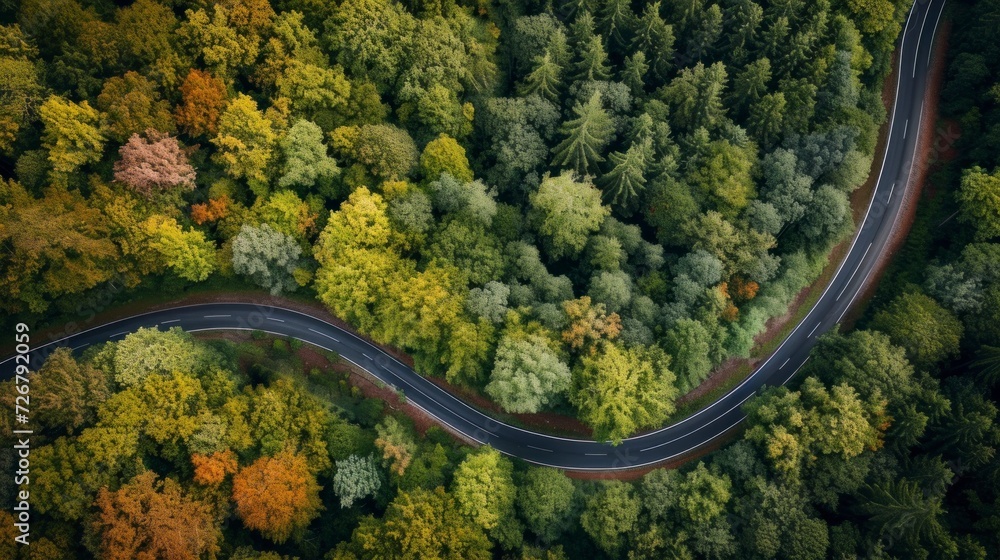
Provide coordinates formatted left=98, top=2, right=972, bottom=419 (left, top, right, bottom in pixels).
left=0, top=0, right=910, bottom=441
left=3, top=1, right=1000, bottom=559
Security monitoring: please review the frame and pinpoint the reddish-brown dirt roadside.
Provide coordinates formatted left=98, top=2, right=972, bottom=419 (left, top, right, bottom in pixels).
left=839, top=20, right=953, bottom=328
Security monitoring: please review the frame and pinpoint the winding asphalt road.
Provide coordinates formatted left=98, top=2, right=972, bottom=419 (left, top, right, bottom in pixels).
left=1, top=0, right=946, bottom=470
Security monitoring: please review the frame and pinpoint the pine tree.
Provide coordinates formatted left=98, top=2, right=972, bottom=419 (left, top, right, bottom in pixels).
left=860, top=479, right=946, bottom=546
left=573, top=34, right=612, bottom=81
left=664, top=0, right=705, bottom=36
left=561, top=0, right=596, bottom=20
left=600, top=139, right=650, bottom=208
left=633, top=2, right=675, bottom=84
left=551, top=91, right=614, bottom=175
left=748, top=92, right=785, bottom=148
left=724, top=0, right=764, bottom=65
left=729, top=57, right=772, bottom=117
left=689, top=3, right=723, bottom=60
left=621, top=51, right=649, bottom=96
left=662, top=61, right=728, bottom=132
left=598, top=0, right=636, bottom=52
left=568, top=10, right=597, bottom=49
left=518, top=50, right=563, bottom=101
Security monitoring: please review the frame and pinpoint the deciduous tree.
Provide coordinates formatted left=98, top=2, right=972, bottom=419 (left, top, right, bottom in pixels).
left=113, top=131, right=196, bottom=198
left=232, top=223, right=302, bottom=295
left=32, top=347, right=109, bottom=435
left=452, top=447, right=516, bottom=531
left=175, top=69, right=227, bottom=137
left=531, top=172, right=609, bottom=259
left=957, top=165, right=1000, bottom=241
left=744, top=377, right=887, bottom=480
left=871, top=291, right=963, bottom=370
left=39, top=95, right=104, bottom=187
left=374, top=416, right=417, bottom=477
left=486, top=334, right=572, bottom=414
left=334, top=487, right=490, bottom=560
left=0, top=182, right=117, bottom=313
left=580, top=480, right=640, bottom=554
left=232, top=450, right=322, bottom=544
left=277, top=119, right=339, bottom=195
left=419, top=134, right=473, bottom=183
left=572, top=342, right=676, bottom=443
left=518, top=467, right=576, bottom=544
left=91, top=471, right=220, bottom=560
left=96, top=72, right=175, bottom=142
left=141, top=215, right=217, bottom=282
left=212, top=94, right=277, bottom=192
left=333, top=454, right=382, bottom=508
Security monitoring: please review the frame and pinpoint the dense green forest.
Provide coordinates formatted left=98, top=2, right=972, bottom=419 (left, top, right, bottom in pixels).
left=0, top=0, right=912, bottom=440
left=2, top=0, right=999, bottom=558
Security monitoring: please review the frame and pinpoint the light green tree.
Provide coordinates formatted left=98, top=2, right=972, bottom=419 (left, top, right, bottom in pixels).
left=486, top=334, right=572, bottom=414
left=452, top=447, right=517, bottom=531
left=957, top=165, right=1000, bottom=241
left=530, top=171, right=610, bottom=259
left=39, top=95, right=104, bottom=187
left=142, top=215, right=217, bottom=282
left=572, top=342, right=677, bottom=443
left=277, top=119, right=339, bottom=195
left=212, top=94, right=277, bottom=193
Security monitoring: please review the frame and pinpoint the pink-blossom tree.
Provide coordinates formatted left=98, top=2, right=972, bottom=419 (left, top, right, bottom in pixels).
left=113, top=130, right=196, bottom=197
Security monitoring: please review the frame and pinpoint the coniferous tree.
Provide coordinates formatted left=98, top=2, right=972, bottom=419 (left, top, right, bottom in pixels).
left=621, top=51, right=649, bottom=96
left=519, top=50, right=563, bottom=101
left=597, top=0, right=635, bottom=53
left=633, top=2, right=675, bottom=84
left=551, top=91, right=614, bottom=175
left=572, top=34, right=612, bottom=82
left=600, top=139, right=650, bottom=209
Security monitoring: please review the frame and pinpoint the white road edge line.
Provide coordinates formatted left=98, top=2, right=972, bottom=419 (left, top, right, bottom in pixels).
left=784, top=357, right=812, bottom=384
left=836, top=243, right=874, bottom=301
left=640, top=392, right=756, bottom=453
left=307, top=327, right=339, bottom=343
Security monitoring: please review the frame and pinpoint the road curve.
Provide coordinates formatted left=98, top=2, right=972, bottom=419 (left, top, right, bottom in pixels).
left=0, top=0, right=946, bottom=470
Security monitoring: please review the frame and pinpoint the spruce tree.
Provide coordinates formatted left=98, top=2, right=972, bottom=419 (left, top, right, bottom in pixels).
left=600, top=138, right=650, bottom=208
left=519, top=50, right=563, bottom=101
left=551, top=90, right=614, bottom=175
left=573, top=34, right=612, bottom=81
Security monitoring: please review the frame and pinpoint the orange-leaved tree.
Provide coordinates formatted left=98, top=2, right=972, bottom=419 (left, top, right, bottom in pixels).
left=91, top=471, right=220, bottom=560
left=231, top=449, right=322, bottom=544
